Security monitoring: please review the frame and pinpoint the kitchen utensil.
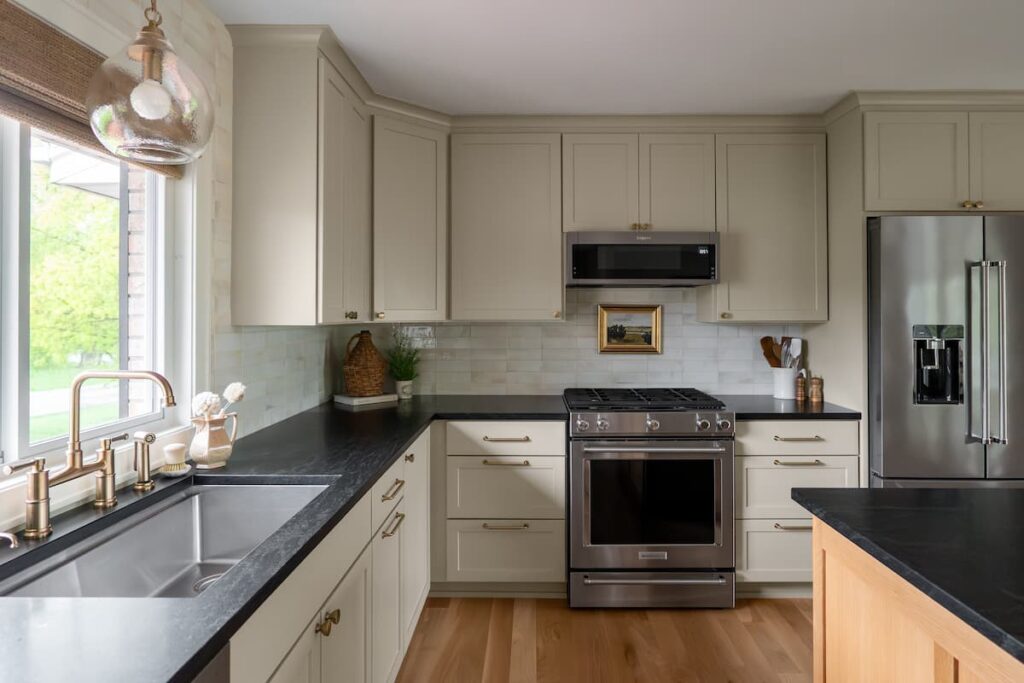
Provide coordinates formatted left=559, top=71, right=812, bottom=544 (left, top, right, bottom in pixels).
left=760, top=336, right=781, bottom=367
left=781, top=338, right=792, bottom=368
left=791, top=338, right=803, bottom=369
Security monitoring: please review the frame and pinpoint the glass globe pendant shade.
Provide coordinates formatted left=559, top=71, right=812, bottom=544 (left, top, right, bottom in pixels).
left=86, top=2, right=213, bottom=165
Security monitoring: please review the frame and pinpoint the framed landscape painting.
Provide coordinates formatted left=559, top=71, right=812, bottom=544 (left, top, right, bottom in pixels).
left=598, top=305, right=662, bottom=354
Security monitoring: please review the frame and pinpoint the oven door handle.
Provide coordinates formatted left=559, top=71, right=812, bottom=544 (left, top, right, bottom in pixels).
left=580, top=446, right=727, bottom=454
left=582, top=577, right=728, bottom=586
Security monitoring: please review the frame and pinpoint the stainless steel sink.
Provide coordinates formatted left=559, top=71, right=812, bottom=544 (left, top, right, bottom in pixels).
left=0, top=484, right=327, bottom=598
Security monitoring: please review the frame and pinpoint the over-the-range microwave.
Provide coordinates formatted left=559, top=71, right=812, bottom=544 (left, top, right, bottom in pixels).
left=565, top=231, right=719, bottom=287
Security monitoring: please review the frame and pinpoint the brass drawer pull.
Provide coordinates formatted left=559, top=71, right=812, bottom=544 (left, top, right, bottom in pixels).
left=482, top=459, right=531, bottom=467
left=482, top=435, right=532, bottom=443
left=773, top=435, right=824, bottom=442
left=774, top=523, right=813, bottom=531
left=772, top=459, right=824, bottom=466
left=482, top=522, right=530, bottom=531
left=404, top=453, right=415, bottom=463
left=382, top=512, right=406, bottom=538
left=381, top=478, right=405, bottom=502
left=315, top=608, right=341, bottom=636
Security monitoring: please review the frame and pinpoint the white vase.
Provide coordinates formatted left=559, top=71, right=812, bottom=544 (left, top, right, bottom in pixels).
left=395, top=380, right=414, bottom=400
left=190, top=412, right=238, bottom=469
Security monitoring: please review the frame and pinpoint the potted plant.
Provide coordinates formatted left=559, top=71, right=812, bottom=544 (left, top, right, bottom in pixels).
left=386, top=328, right=420, bottom=400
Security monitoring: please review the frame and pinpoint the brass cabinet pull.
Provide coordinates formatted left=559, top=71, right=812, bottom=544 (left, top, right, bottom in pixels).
left=772, top=435, right=824, bottom=442
left=375, top=312, right=385, bottom=319
left=381, top=478, right=405, bottom=502
left=482, top=435, right=532, bottom=443
left=974, top=201, right=985, bottom=209
left=772, top=458, right=824, bottom=466
left=482, top=459, right=531, bottom=467
left=482, top=522, right=530, bottom=531
left=382, top=512, right=406, bottom=538
left=720, top=312, right=732, bottom=319
left=344, top=311, right=358, bottom=320
left=962, top=200, right=976, bottom=208
left=404, top=453, right=415, bottom=463
left=774, top=523, right=813, bottom=531
left=315, top=608, right=341, bottom=636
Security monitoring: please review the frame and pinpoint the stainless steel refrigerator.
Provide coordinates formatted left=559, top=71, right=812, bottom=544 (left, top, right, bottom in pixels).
left=869, top=215, right=1024, bottom=487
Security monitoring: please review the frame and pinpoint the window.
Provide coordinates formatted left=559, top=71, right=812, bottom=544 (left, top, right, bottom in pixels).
left=1, top=118, right=178, bottom=463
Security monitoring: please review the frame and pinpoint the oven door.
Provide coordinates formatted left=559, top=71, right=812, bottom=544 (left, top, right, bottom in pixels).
left=570, top=439, right=734, bottom=570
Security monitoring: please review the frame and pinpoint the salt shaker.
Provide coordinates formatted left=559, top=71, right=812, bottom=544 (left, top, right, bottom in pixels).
left=795, top=375, right=807, bottom=403
left=809, top=376, right=824, bottom=404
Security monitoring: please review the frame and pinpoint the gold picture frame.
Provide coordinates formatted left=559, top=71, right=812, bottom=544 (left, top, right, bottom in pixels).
left=598, top=305, right=663, bottom=354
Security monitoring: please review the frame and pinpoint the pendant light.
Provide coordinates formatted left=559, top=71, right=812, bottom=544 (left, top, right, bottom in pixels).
left=86, top=0, right=213, bottom=165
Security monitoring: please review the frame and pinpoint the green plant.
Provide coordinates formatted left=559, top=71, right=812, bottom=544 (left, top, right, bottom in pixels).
left=386, top=328, right=420, bottom=381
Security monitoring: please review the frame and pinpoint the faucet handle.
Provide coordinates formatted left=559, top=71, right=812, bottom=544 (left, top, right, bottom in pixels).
left=2, top=457, right=46, bottom=477
left=101, top=433, right=130, bottom=450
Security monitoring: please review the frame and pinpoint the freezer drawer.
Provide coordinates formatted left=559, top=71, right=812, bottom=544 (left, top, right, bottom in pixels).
left=569, top=571, right=735, bottom=609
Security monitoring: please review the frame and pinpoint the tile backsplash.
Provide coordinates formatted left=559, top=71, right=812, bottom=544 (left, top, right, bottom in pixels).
left=337, top=289, right=802, bottom=396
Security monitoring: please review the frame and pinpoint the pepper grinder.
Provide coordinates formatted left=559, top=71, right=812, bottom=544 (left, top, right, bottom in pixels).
left=795, top=375, right=807, bottom=403
left=809, top=376, right=824, bottom=404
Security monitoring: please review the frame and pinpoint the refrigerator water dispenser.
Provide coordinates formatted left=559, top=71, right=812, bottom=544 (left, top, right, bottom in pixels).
left=912, top=325, right=963, bottom=405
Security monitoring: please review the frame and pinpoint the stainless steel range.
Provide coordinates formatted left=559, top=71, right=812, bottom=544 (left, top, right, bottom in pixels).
left=564, top=388, right=736, bottom=609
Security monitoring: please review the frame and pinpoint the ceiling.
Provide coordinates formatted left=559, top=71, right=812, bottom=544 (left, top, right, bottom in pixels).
left=204, top=0, right=1024, bottom=116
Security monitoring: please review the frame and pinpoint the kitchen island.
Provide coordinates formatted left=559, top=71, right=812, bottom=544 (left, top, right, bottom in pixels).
left=794, top=488, right=1024, bottom=682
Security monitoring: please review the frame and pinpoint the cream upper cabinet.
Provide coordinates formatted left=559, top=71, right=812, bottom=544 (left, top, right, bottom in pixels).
left=373, top=117, right=448, bottom=322
left=864, top=111, right=970, bottom=211
left=638, top=134, right=716, bottom=230
left=969, top=112, right=1024, bottom=210
left=451, top=133, right=563, bottom=321
left=562, top=134, right=639, bottom=230
left=230, top=28, right=372, bottom=326
left=697, top=133, right=828, bottom=323
left=563, top=133, right=715, bottom=231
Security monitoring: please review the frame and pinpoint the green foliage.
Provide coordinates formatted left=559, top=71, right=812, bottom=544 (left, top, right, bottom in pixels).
left=386, top=328, right=420, bottom=381
left=28, top=162, right=120, bottom=370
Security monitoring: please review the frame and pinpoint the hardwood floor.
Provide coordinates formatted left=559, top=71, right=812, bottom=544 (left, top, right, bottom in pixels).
left=396, top=597, right=813, bottom=683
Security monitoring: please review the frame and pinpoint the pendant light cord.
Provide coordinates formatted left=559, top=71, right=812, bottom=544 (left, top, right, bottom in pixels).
left=144, top=0, right=163, bottom=28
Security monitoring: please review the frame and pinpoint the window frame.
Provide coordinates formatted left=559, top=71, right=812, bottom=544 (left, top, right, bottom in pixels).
left=0, top=117, right=189, bottom=467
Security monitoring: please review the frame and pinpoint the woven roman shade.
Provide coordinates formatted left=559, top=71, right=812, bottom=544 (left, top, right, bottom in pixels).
left=0, top=0, right=183, bottom=179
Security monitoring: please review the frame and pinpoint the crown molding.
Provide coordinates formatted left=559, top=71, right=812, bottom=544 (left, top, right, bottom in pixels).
left=824, top=90, right=1024, bottom=125
left=450, top=114, right=825, bottom=133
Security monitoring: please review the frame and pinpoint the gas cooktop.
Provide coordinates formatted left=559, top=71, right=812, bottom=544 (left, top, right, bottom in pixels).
left=563, top=387, right=726, bottom=411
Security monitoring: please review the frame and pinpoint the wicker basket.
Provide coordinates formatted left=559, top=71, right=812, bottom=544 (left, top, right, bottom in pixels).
left=343, top=330, right=386, bottom=397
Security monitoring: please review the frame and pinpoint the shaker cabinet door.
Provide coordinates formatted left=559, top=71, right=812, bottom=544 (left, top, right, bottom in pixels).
left=969, top=112, right=1024, bottom=210
left=864, top=111, right=970, bottom=211
left=562, top=134, right=639, bottom=230
left=638, top=134, right=716, bottom=230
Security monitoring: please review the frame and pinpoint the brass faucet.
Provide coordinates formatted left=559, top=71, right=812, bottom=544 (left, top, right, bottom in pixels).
left=3, top=371, right=176, bottom=539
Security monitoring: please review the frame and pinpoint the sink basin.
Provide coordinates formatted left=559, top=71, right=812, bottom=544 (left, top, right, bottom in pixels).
left=0, top=484, right=327, bottom=598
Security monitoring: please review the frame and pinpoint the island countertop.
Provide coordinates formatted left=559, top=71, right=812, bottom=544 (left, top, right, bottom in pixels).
left=793, top=487, right=1024, bottom=664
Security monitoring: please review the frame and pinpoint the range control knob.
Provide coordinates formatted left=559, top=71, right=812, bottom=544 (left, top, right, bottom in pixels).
left=696, top=416, right=712, bottom=431
left=645, top=415, right=661, bottom=432
left=596, top=418, right=610, bottom=431
left=575, top=418, right=591, bottom=432
left=716, top=415, right=733, bottom=431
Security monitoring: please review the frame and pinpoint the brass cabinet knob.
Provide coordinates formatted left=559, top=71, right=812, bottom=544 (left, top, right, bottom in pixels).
left=961, top=200, right=976, bottom=208
left=974, top=201, right=985, bottom=209
left=315, top=608, right=341, bottom=636
left=630, top=223, right=639, bottom=230
left=404, top=453, right=415, bottom=463
left=641, top=223, right=651, bottom=230
left=553, top=310, right=561, bottom=319
left=720, top=312, right=732, bottom=320
left=375, top=312, right=385, bottom=320
left=344, top=311, right=358, bottom=320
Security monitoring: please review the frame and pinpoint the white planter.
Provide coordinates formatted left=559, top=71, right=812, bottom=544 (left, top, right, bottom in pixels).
left=395, top=380, right=414, bottom=400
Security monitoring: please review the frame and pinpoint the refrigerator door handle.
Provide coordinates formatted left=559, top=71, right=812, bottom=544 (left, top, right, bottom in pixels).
left=996, top=260, right=1008, bottom=444
left=969, top=262, right=992, bottom=444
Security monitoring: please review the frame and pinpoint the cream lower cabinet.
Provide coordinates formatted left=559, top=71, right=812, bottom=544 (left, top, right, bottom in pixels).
left=230, top=28, right=371, bottom=326
left=734, top=420, right=859, bottom=584
left=372, top=117, right=448, bottom=322
left=562, top=133, right=715, bottom=231
left=230, top=432, right=431, bottom=683
left=450, top=134, right=563, bottom=321
left=697, top=134, right=828, bottom=323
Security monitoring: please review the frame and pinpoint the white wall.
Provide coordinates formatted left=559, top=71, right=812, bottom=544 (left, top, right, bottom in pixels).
left=15, top=0, right=333, bottom=437
left=336, top=288, right=804, bottom=396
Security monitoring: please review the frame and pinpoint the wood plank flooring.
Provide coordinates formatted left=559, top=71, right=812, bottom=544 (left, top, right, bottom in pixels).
left=396, top=597, right=813, bottom=683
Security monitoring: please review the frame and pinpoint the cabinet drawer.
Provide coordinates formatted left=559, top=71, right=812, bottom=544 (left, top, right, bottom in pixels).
left=737, top=518, right=813, bottom=583
left=737, top=455, right=858, bottom=519
left=736, top=420, right=859, bottom=456
left=371, top=456, right=405, bottom=533
left=446, top=420, right=566, bottom=456
left=447, top=455, right=565, bottom=519
left=446, top=519, right=565, bottom=582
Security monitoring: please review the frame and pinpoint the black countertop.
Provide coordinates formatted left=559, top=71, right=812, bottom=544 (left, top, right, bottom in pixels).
left=793, top=488, right=1024, bottom=663
left=717, top=395, right=860, bottom=420
left=0, top=395, right=565, bottom=683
